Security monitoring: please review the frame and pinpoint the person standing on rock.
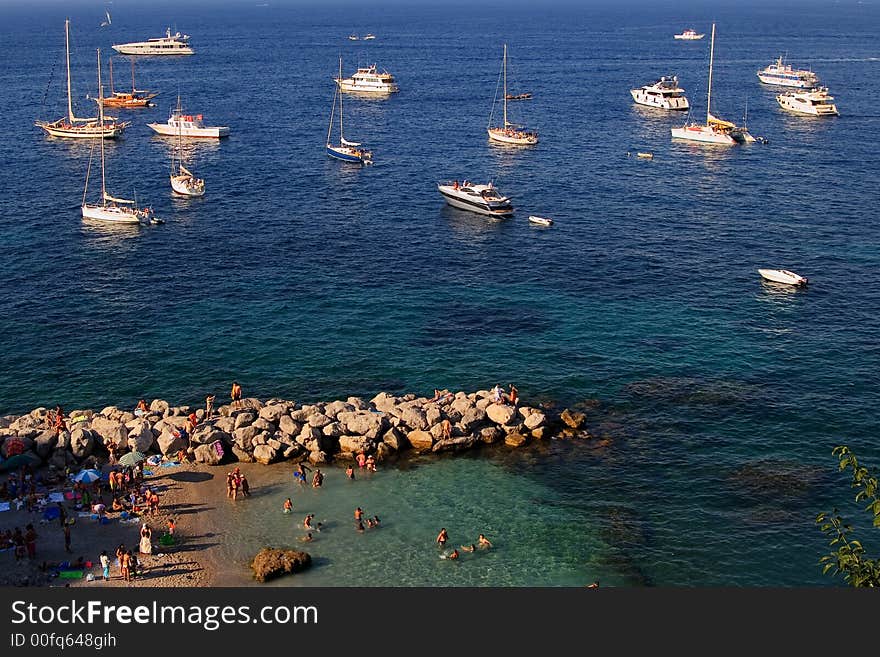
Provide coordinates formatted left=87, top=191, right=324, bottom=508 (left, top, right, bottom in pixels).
left=492, top=384, right=504, bottom=403
left=230, top=381, right=243, bottom=409
left=440, top=418, right=453, bottom=441
left=508, top=384, right=519, bottom=406
left=205, top=394, right=216, bottom=419
left=186, top=411, right=199, bottom=436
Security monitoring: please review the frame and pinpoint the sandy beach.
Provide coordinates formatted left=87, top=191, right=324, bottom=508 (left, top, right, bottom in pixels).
left=0, top=460, right=225, bottom=588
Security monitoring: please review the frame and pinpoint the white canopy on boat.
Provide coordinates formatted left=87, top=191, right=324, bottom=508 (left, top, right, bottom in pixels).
left=341, top=137, right=361, bottom=147
left=103, top=192, right=135, bottom=204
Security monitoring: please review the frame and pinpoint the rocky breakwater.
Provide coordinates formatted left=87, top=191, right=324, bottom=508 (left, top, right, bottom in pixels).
left=0, top=390, right=596, bottom=470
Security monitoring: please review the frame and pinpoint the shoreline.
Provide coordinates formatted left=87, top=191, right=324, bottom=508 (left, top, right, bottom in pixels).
left=1, top=389, right=597, bottom=587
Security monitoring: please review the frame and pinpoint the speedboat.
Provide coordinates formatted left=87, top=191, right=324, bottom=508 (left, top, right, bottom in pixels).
left=758, top=269, right=809, bottom=286
left=757, top=56, right=819, bottom=88
left=148, top=103, right=230, bottom=138
left=776, top=87, right=839, bottom=116
left=348, top=34, right=359, bottom=41
left=674, top=29, right=704, bottom=40
left=363, top=34, right=376, bottom=40
left=437, top=181, right=514, bottom=218
left=528, top=215, right=553, bottom=226
left=112, top=27, right=194, bottom=56
left=631, top=76, right=689, bottom=111
left=334, top=64, right=398, bottom=93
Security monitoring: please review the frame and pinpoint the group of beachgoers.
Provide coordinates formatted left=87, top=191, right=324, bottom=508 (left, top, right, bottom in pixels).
left=226, top=467, right=251, bottom=500
left=436, top=527, right=493, bottom=560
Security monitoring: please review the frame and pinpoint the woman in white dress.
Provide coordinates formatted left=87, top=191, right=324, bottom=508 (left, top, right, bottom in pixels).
left=139, top=523, right=153, bottom=555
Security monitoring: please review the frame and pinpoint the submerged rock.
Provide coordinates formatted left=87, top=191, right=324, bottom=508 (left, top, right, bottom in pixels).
left=250, top=548, right=312, bottom=583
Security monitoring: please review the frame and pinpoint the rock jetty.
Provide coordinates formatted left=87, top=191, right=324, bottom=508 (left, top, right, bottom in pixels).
left=250, top=548, right=312, bottom=583
left=0, top=390, right=595, bottom=471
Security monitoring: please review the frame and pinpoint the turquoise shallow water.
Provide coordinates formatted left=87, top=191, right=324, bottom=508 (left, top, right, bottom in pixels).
left=1, top=0, right=879, bottom=585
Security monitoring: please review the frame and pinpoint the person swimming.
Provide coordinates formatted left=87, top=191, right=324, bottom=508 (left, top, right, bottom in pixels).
left=283, top=498, right=293, bottom=514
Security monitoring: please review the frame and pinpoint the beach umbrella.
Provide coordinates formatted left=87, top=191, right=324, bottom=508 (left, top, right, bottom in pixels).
left=118, top=451, right=146, bottom=467
left=0, top=453, right=36, bottom=472
left=73, top=468, right=102, bottom=484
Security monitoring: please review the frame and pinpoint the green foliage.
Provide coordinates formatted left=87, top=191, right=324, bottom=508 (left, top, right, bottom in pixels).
left=816, top=446, right=880, bottom=587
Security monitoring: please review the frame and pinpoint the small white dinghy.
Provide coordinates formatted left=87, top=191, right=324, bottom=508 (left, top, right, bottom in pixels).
left=528, top=215, right=553, bottom=226
left=758, top=269, right=808, bottom=286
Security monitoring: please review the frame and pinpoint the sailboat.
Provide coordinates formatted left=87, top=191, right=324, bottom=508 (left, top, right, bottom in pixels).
left=170, top=99, right=206, bottom=197
left=35, top=19, right=129, bottom=139
left=326, top=58, right=373, bottom=164
left=101, top=56, right=158, bottom=108
left=671, top=24, right=737, bottom=145
left=82, top=49, right=153, bottom=224
left=487, top=44, right=538, bottom=146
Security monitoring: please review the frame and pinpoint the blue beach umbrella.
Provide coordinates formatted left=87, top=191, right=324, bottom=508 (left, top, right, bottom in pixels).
left=73, top=469, right=101, bottom=484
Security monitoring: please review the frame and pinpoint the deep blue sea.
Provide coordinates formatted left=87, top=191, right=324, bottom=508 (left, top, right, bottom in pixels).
left=1, top=0, right=879, bottom=586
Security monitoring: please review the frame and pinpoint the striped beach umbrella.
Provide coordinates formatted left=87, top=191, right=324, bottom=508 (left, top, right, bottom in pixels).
left=73, top=468, right=102, bottom=483
left=118, top=451, right=146, bottom=467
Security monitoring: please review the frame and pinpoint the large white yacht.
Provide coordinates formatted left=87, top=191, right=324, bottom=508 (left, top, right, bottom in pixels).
left=112, top=28, right=194, bottom=56
left=674, top=29, right=704, bottom=40
left=776, top=87, right=839, bottom=116
left=334, top=64, right=399, bottom=94
left=437, top=181, right=514, bottom=217
left=631, top=76, right=690, bottom=110
left=757, top=56, right=818, bottom=88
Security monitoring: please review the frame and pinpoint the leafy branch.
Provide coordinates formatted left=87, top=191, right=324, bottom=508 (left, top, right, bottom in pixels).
left=816, top=446, right=880, bottom=587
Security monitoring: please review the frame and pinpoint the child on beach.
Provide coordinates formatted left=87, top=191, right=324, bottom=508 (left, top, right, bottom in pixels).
left=99, top=550, right=110, bottom=581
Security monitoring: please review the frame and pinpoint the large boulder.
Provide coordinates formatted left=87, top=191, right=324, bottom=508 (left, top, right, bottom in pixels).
left=234, top=412, right=257, bottom=430
left=193, top=443, right=224, bottom=465
left=460, top=407, right=488, bottom=433
left=308, top=450, right=328, bottom=465
left=232, top=446, right=255, bottom=463
left=149, top=399, right=170, bottom=414
left=157, top=430, right=186, bottom=456
left=338, top=435, right=372, bottom=456
left=259, top=404, right=288, bottom=423
left=399, top=405, right=428, bottom=431
left=233, top=426, right=259, bottom=449
left=253, top=444, right=278, bottom=465
left=191, top=427, right=232, bottom=447
left=252, top=418, right=275, bottom=432
left=127, top=420, right=155, bottom=453
left=324, top=400, right=355, bottom=418
left=347, top=397, right=369, bottom=411
left=406, top=430, right=434, bottom=452
left=86, top=416, right=128, bottom=446
left=33, top=429, right=57, bottom=458
left=524, top=412, right=546, bottom=430
left=213, top=416, right=236, bottom=434
left=486, top=403, right=516, bottom=426
left=250, top=548, right=311, bottom=583
left=70, top=428, right=95, bottom=460
left=307, top=413, right=333, bottom=429
left=322, top=422, right=344, bottom=438
left=296, top=425, right=322, bottom=448
left=504, top=432, right=529, bottom=448
left=480, top=426, right=503, bottom=444
left=370, top=392, right=399, bottom=414
left=381, top=426, right=406, bottom=451
left=278, top=415, right=301, bottom=437
left=337, top=411, right=387, bottom=438
left=432, top=435, right=478, bottom=453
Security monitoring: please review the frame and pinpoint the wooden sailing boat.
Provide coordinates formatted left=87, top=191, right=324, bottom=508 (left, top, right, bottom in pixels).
left=488, top=44, right=538, bottom=146
left=671, top=23, right=737, bottom=145
left=326, top=57, right=373, bottom=164
left=35, top=19, right=128, bottom=139
left=101, top=56, right=158, bottom=108
left=82, top=49, right=152, bottom=224
left=170, top=96, right=206, bottom=196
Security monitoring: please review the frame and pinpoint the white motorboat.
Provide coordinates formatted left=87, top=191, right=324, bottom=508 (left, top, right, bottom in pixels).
left=35, top=20, right=129, bottom=139
left=112, top=27, right=194, bottom=56
left=348, top=34, right=359, bottom=41
left=674, top=29, right=704, bottom=40
left=487, top=44, right=538, bottom=145
left=776, top=87, right=839, bottom=116
left=528, top=216, right=553, bottom=226
left=437, top=181, right=514, bottom=217
left=334, top=64, right=398, bottom=94
left=671, top=24, right=738, bottom=146
left=148, top=100, right=230, bottom=138
left=81, top=50, right=152, bottom=225
left=363, top=34, right=376, bottom=40
left=631, top=76, right=690, bottom=111
left=758, top=269, right=808, bottom=286
left=757, top=56, right=819, bottom=88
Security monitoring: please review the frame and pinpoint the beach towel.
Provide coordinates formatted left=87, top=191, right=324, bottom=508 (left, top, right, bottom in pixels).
left=160, top=462, right=181, bottom=468
left=43, top=507, right=61, bottom=521
left=0, top=502, right=10, bottom=512
left=49, top=492, right=65, bottom=502
left=59, top=570, right=83, bottom=579
left=142, top=470, right=154, bottom=477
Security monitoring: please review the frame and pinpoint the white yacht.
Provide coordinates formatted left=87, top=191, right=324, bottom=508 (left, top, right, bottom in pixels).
left=631, top=76, right=690, bottom=111
left=148, top=100, right=230, bottom=138
left=334, top=64, right=399, bottom=94
left=112, top=27, right=194, bottom=56
left=437, top=181, right=514, bottom=217
left=758, top=269, right=808, bottom=286
left=757, top=56, right=818, bottom=88
left=776, top=87, right=839, bottom=116
left=674, top=29, right=704, bottom=40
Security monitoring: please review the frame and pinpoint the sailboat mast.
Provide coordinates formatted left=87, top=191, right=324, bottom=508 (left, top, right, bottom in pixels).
left=97, top=49, right=106, bottom=206
left=108, top=57, right=115, bottom=95
left=338, top=57, right=344, bottom=142
left=502, top=44, right=508, bottom=128
left=706, top=23, right=715, bottom=126
left=65, top=19, right=74, bottom=123
left=131, top=58, right=136, bottom=93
